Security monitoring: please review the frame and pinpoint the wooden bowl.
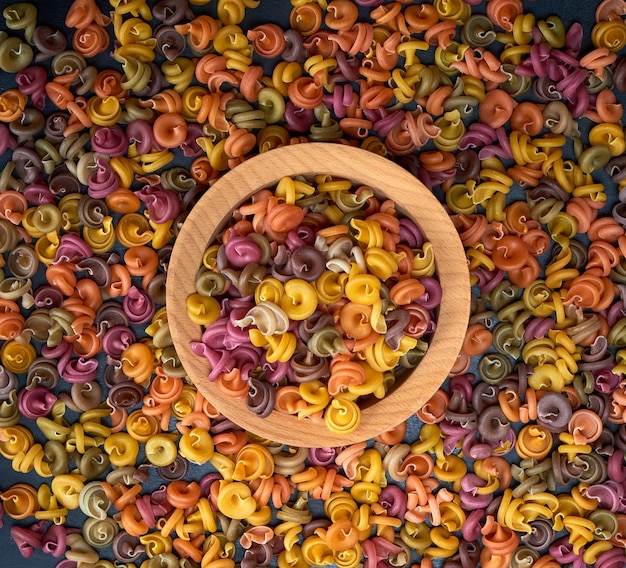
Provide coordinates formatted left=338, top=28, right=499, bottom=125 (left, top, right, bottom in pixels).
left=167, top=144, right=470, bottom=447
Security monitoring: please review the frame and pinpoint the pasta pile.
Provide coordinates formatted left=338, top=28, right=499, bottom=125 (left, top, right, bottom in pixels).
left=187, top=174, right=439, bottom=433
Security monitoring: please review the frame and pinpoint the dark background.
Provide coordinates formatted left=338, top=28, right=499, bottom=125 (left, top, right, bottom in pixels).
left=0, top=0, right=612, bottom=567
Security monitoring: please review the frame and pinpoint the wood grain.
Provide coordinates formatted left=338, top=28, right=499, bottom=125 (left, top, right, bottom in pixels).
left=167, top=144, right=470, bottom=447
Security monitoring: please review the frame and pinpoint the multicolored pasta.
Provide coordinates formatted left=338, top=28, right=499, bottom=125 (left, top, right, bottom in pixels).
left=188, top=175, right=440, bottom=434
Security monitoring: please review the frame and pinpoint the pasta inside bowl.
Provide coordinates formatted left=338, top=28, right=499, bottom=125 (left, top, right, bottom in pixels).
left=167, top=144, right=470, bottom=447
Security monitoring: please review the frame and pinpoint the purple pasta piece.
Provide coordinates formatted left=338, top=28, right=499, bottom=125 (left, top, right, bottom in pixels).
left=486, top=427, right=516, bottom=456
left=471, top=267, right=504, bottom=295
left=565, top=22, right=584, bottom=55
left=122, top=286, right=156, bottom=325
left=126, top=120, right=159, bottom=154
left=456, top=541, right=481, bottom=568
left=373, top=110, right=405, bottom=137
left=11, top=524, right=43, bottom=558
left=61, top=357, right=99, bottom=383
left=282, top=29, right=305, bottom=63
left=478, top=127, right=513, bottom=160
left=444, top=390, right=477, bottom=428
left=460, top=475, right=494, bottom=512
left=108, top=380, right=144, bottom=409
left=417, top=277, right=442, bottom=309
left=398, top=217, right=424, bottom=248
left=103, top=358, right=129, bottom=387
left=88, top=157, right=120, bottom=198
left=242, top=543, right=274, bottom=568
left=587, top=393, right=611, bottom=423
left=323, top=83, right=354, bottom=118
left=33, top=26, right=67, bottom=61
left=90, top=126, right=128, bottom=156
left=226, top=302, right=256, bottom=344
left=333, top=52, right=361, bottom=82
left=153, top=0, right=194, bottom=24
left=23, top=182, right=55, bottom=205
left=200, top=317, right=229, bottom=348
left=17, top=386, right=57, bottom=419
left=521, top=519, right=554, bottom=552
left=149, top=485, right=173, bottom=517
left=384, top=309, right=411, bottom=351
left=223, top=231, right=264, bottom=268
left=43, top=111, right=69, bottom=142
left=550, top=536, right=582, bottom=564
left=12, top=147, right=43, bottom=184
left=307, top=447, right=336, bottom=467
left=0, top=124, right=17, bottom=156
left=260, top=357, right=290, bottom=383
left=593, top=367, right=621, bottom=394
left=247, top=377, right=276, bottom=418
left=53, top=233, right=94, bottom=264
left=180, top=123, right=204, bottom=157
left=199, top=473, right=223, bottom=498
left=155, top=25, right=187, bottom=61
left=15, top=66, right=47, bottom=110
left=303, top=519, right=331, bottom=539
left=523, top=317, right=555, bottom=341
left=440, top=420, right=471, bottom=454
left=596, top=548, right=626, bottom=568
left=231, top=344, right=263, bottom=381
left=529, top=177, right=570, bottom=201
left=449, top=373, right=474, bottom=400
left=608, top=450, right=626, bottom=483
left=378, top=485, right=407, bottom=519
left=49, top=165, right=81, bottom=197
left=210, top=415, right=242, bottom=434
left=190, top=342, right=236, bottom=381
left=288, top=349, right=329, bottom=383
left=290, top=246, right=325, bottom=281
left=586, top=482, right=624, bottom=512
left=454, top=149, right=481, bottom=183
left=533, top=76, right=562, bottom=102
left=613, top=201, right=626, bottom=226
left=568, top=84, right=590, bottom=117
left=135, top=62, right=167, bottom=98
left=284, top=230, right=307, bottom=251
left=284, top=102, right=315, bottom=132
left=536, top=392, right=572, bottom=433
left=76, top=256, right=112, bottom=287
left=477, top=405, right=510, bottom=441
left=461, top=508, right=485, bottom=542
left=41, top=524, right=67, bottom=557
left=613, top=56, right=626, bottom=92
left=157, top=455, right=189, bottom=482
left=78, top=196, right=108, bottom=229
left=103, top=326, right=136, bottom=359
left=25, top=365, right=56, bottom=395
left=459, top=122, right=496, bottom=150
left=360, top=538, right=399, bottom=567
left=112, top=531, right=145, bottom=563
left=270, top=246, right=294, bottom=281
left=96, top=301, right=130, bottom=335
left=134, top=494, right=158, bottom=529
left=135, top=185, right=182, bottom=224
left=461, top=429, right=494, bottom=460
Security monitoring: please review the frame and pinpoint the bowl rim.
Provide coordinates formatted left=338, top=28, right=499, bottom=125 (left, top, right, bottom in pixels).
left=167, top=143, right=470, bottom=447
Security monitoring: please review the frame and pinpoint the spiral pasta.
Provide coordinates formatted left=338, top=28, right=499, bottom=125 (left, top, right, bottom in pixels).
left=190, top=175, right=439, bottom=433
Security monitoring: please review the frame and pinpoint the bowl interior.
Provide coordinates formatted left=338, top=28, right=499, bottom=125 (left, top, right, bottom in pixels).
left=167, top=144, right=470, bottom=447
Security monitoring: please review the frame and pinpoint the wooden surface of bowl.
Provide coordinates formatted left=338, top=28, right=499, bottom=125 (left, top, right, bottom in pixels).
left=167, top=144, right=470, bottom=447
